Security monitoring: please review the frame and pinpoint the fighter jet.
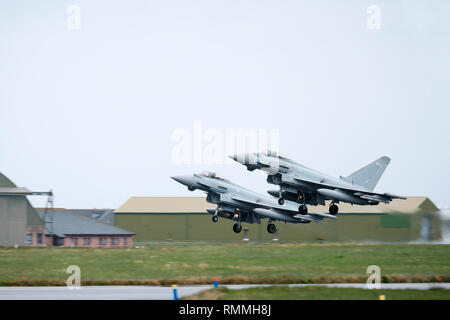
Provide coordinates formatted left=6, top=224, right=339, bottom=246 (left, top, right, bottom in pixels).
left=230, top=151, right=406, bottom=215
left=171, top=171, right=336, bottom=234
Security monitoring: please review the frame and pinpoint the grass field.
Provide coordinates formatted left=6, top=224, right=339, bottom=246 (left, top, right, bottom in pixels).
left=184, top=286, right=450, bottom=300
left=0, top=242, right=449, bottom=286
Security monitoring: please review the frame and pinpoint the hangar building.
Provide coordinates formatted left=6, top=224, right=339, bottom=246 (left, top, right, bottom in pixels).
left=114, top=196, right=442, bottom=242
left=0, top=172, right=47, bottom=246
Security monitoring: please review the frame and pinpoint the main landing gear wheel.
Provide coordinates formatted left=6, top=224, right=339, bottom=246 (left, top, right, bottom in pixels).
left=298, top=205, right=308, bottom=215
left=212, top=215, right=218, bottom=223
left=278, top=198, right=285, bottom=205
left=233, top=223, right=242, bottom=233
left=329, top=204, right=339, bottom=215
left=267, top=223, right=277, bottom=234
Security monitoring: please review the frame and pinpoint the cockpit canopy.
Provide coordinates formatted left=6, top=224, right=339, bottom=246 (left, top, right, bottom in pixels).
left=257, top=150, right=288, bottom=159
left=198, top=171, right=226, bottom=180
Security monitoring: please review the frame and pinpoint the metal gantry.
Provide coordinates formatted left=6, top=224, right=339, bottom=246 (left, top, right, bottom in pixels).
left=40, top=190, right=54, bottom=238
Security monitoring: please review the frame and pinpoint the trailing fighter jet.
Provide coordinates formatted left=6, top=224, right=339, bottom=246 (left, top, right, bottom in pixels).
left=171, top=171, right=335, bottom=234
left=230, top=151, right=405, bottom=215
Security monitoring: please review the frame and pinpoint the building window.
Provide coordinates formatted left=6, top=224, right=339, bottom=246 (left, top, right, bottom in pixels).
left=25, top=233, right=32, bottom=244
left=99, top=237, right=107, bottom=245
left=111, top=238, right=119, bottom=245
left=71, top=237, right=78, bottom=246
left=83, top=237, right=91, bottom=245
left=123, top=237, right=127, bottom=245
left=37, top=233, right=42, bottom=244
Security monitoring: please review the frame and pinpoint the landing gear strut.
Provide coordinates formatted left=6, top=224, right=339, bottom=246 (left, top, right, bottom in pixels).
left=297, top=191, right=307, bottom=215
left=233, top=223, right=242, bottom=233
left=267, top=223, right=277, bottom=234
left=277, top=187, right=285, bottom=205
left=212, top=208, right=219, bottom=222
left=329, top=203, right=339, bottom=215
left=233, top=208, right=241, bottom=221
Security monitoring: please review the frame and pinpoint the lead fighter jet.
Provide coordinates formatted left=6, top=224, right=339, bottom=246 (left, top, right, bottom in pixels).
left=230, top=151, right=406, bottom=215
left=171, top=171, right=335, bottom=234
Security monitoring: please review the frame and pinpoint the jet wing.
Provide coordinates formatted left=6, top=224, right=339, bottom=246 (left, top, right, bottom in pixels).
left=292, top=176, right=344, bottom=190
left=229, top=195, right=271, bottom=208
left=309, top=212, right=337, bottom=219
left=293, top=212, right=337, bottom=222
left=291, top=176, right=405, bottom=204
left=229, top=195, right=299, bottom=214
left=197, top=182, right=228, bottom=193
left=381, top=192, right=407, bottom=200
left=356, top=194, right=390, bottom=203
left=354, top=191, right=406, bottom=203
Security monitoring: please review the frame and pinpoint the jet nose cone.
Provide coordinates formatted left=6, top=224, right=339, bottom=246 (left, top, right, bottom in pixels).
left=171, top=175, right=193, bottom=186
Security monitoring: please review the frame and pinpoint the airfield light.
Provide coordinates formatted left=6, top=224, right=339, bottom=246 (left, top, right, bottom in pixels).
left=172, top=284, right=179, bottom=300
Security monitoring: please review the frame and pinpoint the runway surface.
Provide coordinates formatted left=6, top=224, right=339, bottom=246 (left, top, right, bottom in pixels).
left=0, top=283, right=449, bottom=300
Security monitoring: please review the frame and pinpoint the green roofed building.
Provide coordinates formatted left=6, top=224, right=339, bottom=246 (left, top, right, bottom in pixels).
left=114, top=196, right=442, bottom=242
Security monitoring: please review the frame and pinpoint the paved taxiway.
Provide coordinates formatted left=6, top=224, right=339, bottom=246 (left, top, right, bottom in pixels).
left=0, top=283, right=449, bottom=300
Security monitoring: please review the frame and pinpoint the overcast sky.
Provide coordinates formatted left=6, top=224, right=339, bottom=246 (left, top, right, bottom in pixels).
left=1, top=0, right=449, bottom=209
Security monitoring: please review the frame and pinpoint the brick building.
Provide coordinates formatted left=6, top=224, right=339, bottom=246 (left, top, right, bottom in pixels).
left=36, top=209, right=134, bottom=247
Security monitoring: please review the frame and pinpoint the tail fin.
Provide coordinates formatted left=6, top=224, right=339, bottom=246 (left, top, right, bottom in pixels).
left=347, top=156, right=391, bottom=191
